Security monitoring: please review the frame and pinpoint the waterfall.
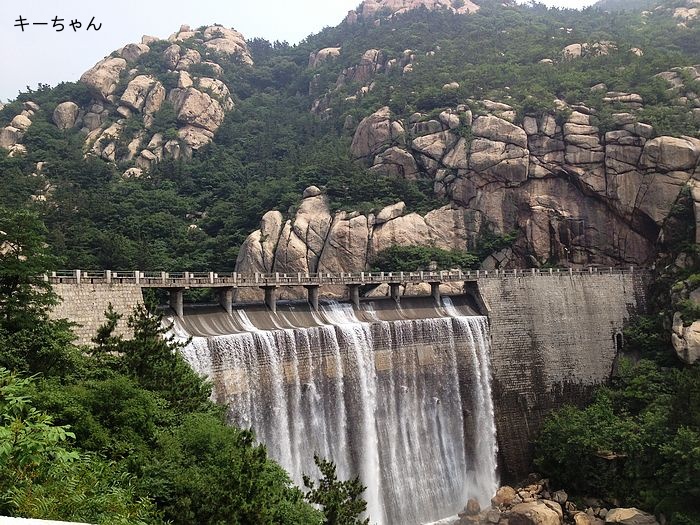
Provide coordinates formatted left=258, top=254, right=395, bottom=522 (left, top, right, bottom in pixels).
left=178, top=299, right=499, bottom=525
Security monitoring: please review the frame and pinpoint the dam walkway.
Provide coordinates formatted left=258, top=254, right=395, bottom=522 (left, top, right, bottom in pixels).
left=47, top=267, right=641, bottom=316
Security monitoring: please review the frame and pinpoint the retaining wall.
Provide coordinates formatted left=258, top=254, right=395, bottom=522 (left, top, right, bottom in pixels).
left=51, top=283, right=143, bottom=345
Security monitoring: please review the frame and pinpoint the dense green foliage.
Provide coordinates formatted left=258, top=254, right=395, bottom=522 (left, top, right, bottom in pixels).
left=535, top=360, right=700, bottom=523
left=372, top=245, right=478, bottom=272
left=0, top=208, right=373, bottom=524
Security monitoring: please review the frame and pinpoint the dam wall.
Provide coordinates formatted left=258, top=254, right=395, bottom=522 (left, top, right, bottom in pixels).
left=475, top=272, right=648, bottom=481
left=49, top=271, right=649, bottom=487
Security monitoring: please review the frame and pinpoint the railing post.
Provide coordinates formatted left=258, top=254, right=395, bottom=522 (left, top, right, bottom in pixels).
left=233, top=272, right=238, bottom=285
left=185, top=272, right=191, bottom=285
left=106, top=270, right=112, bottom=284
left=569, top=267, right=573, bottom=276
left=361, top=271, right=365, bottom=283
left=476, top=269, right=480, bottom=278
left=209, top=272, right=214, bottom=284
left=134, top=270, right=140, bottom=284
left=75, top=269, right=81, bottom=285
left=630, top=266, right=634, bottom=274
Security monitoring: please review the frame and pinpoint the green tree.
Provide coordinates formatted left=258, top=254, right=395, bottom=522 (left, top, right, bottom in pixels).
left=0, top=207, right=60, bottom=332
left=0, top=368, right=163, bottom=524
left=303, top=455, right=370, bottom=525
left=0, top=208, right=76, bottom=375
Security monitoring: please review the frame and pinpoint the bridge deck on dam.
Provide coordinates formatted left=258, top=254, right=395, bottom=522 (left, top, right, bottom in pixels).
left=48, top=267, right=639, bottom=288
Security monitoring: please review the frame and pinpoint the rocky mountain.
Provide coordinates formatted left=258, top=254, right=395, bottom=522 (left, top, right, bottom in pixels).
left=238, top=101, right=700, bottom=274
left=0, top=0, right=698, bottom=277
left=1, top=24, right=249, bottom=177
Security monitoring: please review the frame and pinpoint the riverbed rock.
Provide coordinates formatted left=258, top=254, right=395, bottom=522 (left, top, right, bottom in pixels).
left=492, top=486, right=518, bottom=508
left=605, top=508, right=659, bottom=525
left=509, top=501, right=563, bottom=525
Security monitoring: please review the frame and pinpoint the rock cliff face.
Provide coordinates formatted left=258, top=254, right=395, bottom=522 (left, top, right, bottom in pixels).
left=238, top=95, right=700, bottom=274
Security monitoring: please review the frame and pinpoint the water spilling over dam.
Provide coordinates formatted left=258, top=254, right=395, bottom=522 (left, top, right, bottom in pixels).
left=175, top=297, right=499, bottom=525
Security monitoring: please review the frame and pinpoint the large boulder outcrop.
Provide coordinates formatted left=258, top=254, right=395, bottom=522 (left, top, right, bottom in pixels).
left=236, top=211, right=285, bottom=274
left=120, top=75, right=165, bottom=114
left=202, top=25, right=253, bottom=65
left=169, top=87, right=225, bottom=133
left=121, top=43, right=150, bottom=63
left=309, top=47, right=342, bottom=68
left=53, top=101, right=79, bottom=130
left=639, top=136, right=700, bottom=172
left=80, top=57, right=128, bottom=100
left=350, top=106, right=405, bottom=160
left=0, top=127, right=23, bottom=149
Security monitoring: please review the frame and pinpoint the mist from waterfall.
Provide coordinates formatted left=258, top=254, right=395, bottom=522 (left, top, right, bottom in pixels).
left=178, top=299, right=498, bottom=524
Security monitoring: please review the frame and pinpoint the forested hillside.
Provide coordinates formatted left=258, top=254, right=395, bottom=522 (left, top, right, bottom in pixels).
left=0, top=0, right=698, bottom=272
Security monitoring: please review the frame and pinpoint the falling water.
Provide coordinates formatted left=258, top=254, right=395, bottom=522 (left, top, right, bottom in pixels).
left=177, top=299, right=499, bottom=525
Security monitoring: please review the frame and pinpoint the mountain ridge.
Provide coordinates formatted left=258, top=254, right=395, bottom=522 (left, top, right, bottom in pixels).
left=0, top=0, right=697, bottom=276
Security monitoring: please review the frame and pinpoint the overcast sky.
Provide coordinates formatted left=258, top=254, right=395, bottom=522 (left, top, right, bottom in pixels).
left=0, top=0, right=597, bottom=102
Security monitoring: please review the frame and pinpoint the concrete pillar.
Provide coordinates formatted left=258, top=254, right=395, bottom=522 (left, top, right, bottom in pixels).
left=262, top=286, right=277, bottom=313
left=305, top=285, right=320, bottom=311
left=169, top=289, right=184, bottom=318
left=430, top=281, right=441, bottom=306
left=106, top=270, right=112, bottom=284
left=218, top=287, right=234, bottom=315
left=348, top=284, right=360, bottom=309
left=390, top=283, right=401, bottom=305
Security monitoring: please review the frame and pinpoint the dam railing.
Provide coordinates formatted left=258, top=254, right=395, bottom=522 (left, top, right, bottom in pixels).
left=47, top=267, right=644, bottom=317
left=47, top=266, right=641, bottom=288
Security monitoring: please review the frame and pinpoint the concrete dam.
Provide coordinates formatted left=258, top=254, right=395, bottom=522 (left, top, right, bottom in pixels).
left=50, top=268, right=648, bottom=524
